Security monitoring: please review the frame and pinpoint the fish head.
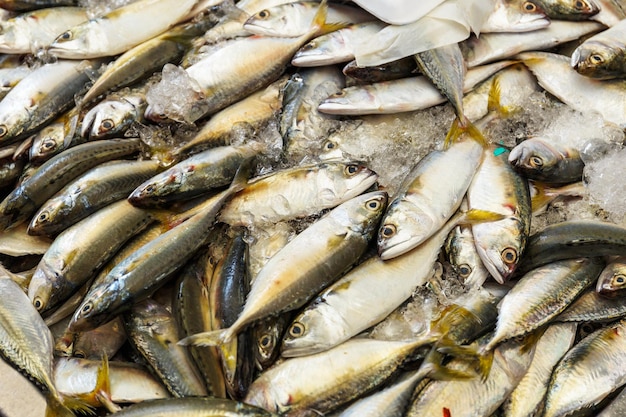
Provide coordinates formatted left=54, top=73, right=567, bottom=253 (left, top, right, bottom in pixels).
left=27, top=260, right=64, bottom=313
left=128, top=169, right=185, bottom=207
left=0, top=106, right=28, bottom=145
left=69, top=282, right=122, bottom=333
left=29, top=123, right=65, bottom=162
left=47, top=24, right=101, bottom=59
left=318, top=89, right=372, bottom=115
left=243, top=4, right=296, bottom=37
left=280, top=307, right=347, bottom=358
left=537, top=0, right=599, bottom=19
left=510, top=0, right=551, bottom=31
left=595, top=261, right=626, bottom=298
left=319, top=138, right=346, bottom=161
left=343, top=190, right=388, bottom=235
left=473, top=219, right=525, bottom=283
left=571, top=41, right=621, bottom=79
left=377, top=199, right=435, bottom=260
left=81, top=99, right=135, bottom=139
left=508, top=138, right=560, bottom=180
left=318, top=162, right=378, bottom=204
left=28, top=194, right=73, bottom=236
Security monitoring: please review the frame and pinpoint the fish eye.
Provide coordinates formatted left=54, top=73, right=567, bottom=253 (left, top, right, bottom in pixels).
left=574, top=0, right=587, bottom=10
left=380, top=224, right=396, bottom=238
left=59, top=30, right=72, bottom=41
left=522, top=1, right=537, bottom=11
left=344, top=164, right=359, bottom=176
left=614, top=274, right=626, bottom=285
left=323, top=140, right=336, bottom=151
left=37, top=211, right=50, bottom=223
left=259, top=334, right=273, bottom=349
left=590, top=54, right=604, bottom=64
left=74, top=351, right=86, bottom=359
left=33, top=297, right=44, bottom=311
left=365, top=198, right=381, bottom=210
left=288, top=322, right=305, bottom=338
left=100, top=119, right=115, bottom=132
left=333, top=91, right=345, bottom=97
left=257, top=9, right=270, bottom=19
left=81, top=302, right=93, bottom=315
left=529, top=156, right=543, bottom=168
left=42, top=138, right=57, bottom=151
left=458, top=264, right=472, bottom=278
left=501, top=247, right=518, bottom=265
left=0, top=125, right=8, bottom=138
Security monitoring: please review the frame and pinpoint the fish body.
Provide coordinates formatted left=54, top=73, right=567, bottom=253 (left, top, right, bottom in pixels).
left=47, top=0, right=202, bottom=58
left=557, top=288, right=626, bottom=322
left=467, top=145, right=531, bottom=283
left=543, top=319, right=626, bottom=417
left=377, top=138, right=483, bottom=260
left=29, top=159, right=161, bottom=236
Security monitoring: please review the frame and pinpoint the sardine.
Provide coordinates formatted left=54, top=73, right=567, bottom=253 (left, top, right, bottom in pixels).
left=29, top=159, right=161, bottom=236
left=181, top=191, right=386, bottom=347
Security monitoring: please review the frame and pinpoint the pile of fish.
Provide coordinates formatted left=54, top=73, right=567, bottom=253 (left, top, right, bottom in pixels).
left=3, top=0, right=626, bottom=416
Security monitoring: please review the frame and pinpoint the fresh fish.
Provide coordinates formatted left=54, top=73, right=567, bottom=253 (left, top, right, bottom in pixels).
left=175, top=77, right=284, bottom=155
left=406, top=335, right=536, bottom=417
left=219, top=162, right=378, bottom=226
left=80, top=88, right=148, bottom=140
left=518, top=51, right=626, bottom=128
left=462, top=20, right=604, bottom=66
left=173, top=248, right=227, bottom=398
left=341, top=56, right=417, bottom=83
left=516, top=220, right=626, bottom=276
left=571, top=19, right=626, bottom=80
left=467, top=145, right=531, bottom=283
left=123, top=298, right=208, bottom=397
left=596, top=256, right=626, bottom=298
left=557, top=288, right=626, bottom=323
left=129, top=143, right=263, bottom=208
left=82, top=16, right=213, bottom=104
left=0, top=59, right=101, bottom=146
left=29, top=159, right=161, bottom=236
left=292, top=22, right=387, bottom=67
left=251, top=315, right=291, bottom=371
left=280, top=211, right=473, bottom=358
left=46, top=0, right=203, bottom=59
left=508, top=136, right=585, bottom=183
left=481, top=0, right=550, bottom=33
left=543, top=319, right=626, bottom=417
left=29, top=108, right=80, bottom=164
left=501, top=322, right=577, bottom=417
left=377, top=138, right=483, bottom=260
left=474, top=257, right=604, bottom=377
left=246, top=337, right=425, bottom=416
left=318, top=60, right=515, bottom=115
left=181, top=191, right=386, bottom=347
left=445, top=223, right=490, bottom=288
left=98, top=397, right=276, bottom=416
left=72, top=317, right=127, bottom=360
left=27, top=199, right=154, bottom=314
left=0, top=278, right=88, bottom=417
left=0, top=6, right=88, bottom=54
left=533, top=0, right=600, bottom=19
left=0, top=138, right=141, bottom=231
left=69, top=161, right=250, bottom=332
left=244, top=1, right=373, bottom=37
left=54, top=357, right=169, bottom=407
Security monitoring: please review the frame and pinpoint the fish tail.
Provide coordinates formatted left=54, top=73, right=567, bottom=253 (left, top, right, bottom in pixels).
left=179, top=328, right=234, bottom=347
left=309, top=0, right=347, bottom=38
left=437, top=342, right=492, bottom=381
left=420, top=347, right=477, bottom=381
left=45, top=391, right=93, bottom=417
left=443, top=116, right=487, bottom=149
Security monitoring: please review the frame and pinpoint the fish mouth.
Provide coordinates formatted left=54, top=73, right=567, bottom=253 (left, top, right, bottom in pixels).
left=378, top=236, right=418, bottom=260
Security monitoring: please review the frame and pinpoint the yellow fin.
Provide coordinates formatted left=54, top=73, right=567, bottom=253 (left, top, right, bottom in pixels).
left=421, top=347, right=477, bottom=381
left=179, top=328, right=233, bottom=347
left=458, top=209, right=506, bottom=225
left=444, top=117, right=488, bottom=149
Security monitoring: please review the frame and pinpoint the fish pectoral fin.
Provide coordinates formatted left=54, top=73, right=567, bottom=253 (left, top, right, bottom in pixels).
left=457, top=209, right=506, bottom=225
left=179, top=328, right=233, bottom=347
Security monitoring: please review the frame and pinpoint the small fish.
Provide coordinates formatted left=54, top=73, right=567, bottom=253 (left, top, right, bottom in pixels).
left=571, top=19, right=626, bottom=80
left=445, top=223, right=490, bottom=288
left=532, top=0, right=600, bottom=19
left=97, top=397, right=276, bottom=416
left=557, top=288, right=626, bottom=323
left=80, top=88, right=148, bottom=140
left=481, top=0, right=550, bottom=33
left=596, top=256, right=626, bottom=298
left=29, top=108, right=80, bottom=164
left=508, top=136, right=584, bottom=184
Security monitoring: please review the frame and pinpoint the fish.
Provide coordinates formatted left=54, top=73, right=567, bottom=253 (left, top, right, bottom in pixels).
left=0, top=6, right=88, bottom=54
left=180, top=190, right=386, bottom=347
left=543, top=319, right=626, bottom=417
left=557, top=288, right=626, bottom=323
left=218, top=162, right=378, bottom=226
left=27, top=199, right=155, bottom=314
left=533, top=0, right=600, bottom=19
left=71, top=317, right=127, bottom=361
left=123, top=298, right=208, bottom=397
left=243, top=1, right=374, bottom=37
left=467, top=145, right=531, bottom=283
left=481, top=0, right=550, bottom=33
left=80, top=87, right=148, bottom=140
left=377, top=137, right=484, bottom=260
left=29, top=108, right=80, bottom=164
left=29, top=159, right=161, bottom=236
left=99, top=397, right=276, bottom=416
left=571, top=18, right=626, bottom=80
left=445, top=223, right=491, bottom=288
left=341, top=56, right=418, bottom=83
left=508, top=136, right=585, bottom=184
left=0, top=0, right=78, bottom=11
left=46, top=0, right=203, bottom=59
left=0, top=138, right=141, bottom=231
left=0, top=278, right=89, bottom=417
left=596, top=256, right=626, bottom=298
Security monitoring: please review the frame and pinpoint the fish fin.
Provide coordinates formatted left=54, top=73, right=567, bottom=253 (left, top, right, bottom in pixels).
left=487, top=75, right=519, bottom=118
left=458, top=209, right=506, bottom=225
left=179, top=328, right=234, bottom=347
left=309, top=0, right=347, bottom=38
left=444, top=117, right=487, bottom=149
left=45, top=392, right=93, bottom=417
left=229, top=156, right=255, bottom=194
left=421, top=347, right=477, bottom=381
left=437, top=342, right=492, bottom=381
left=93, top=354, right=120, bottom=413
left=219, top=338, right=239, bottom=385
left=431, top=304, right=483, bottom=338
